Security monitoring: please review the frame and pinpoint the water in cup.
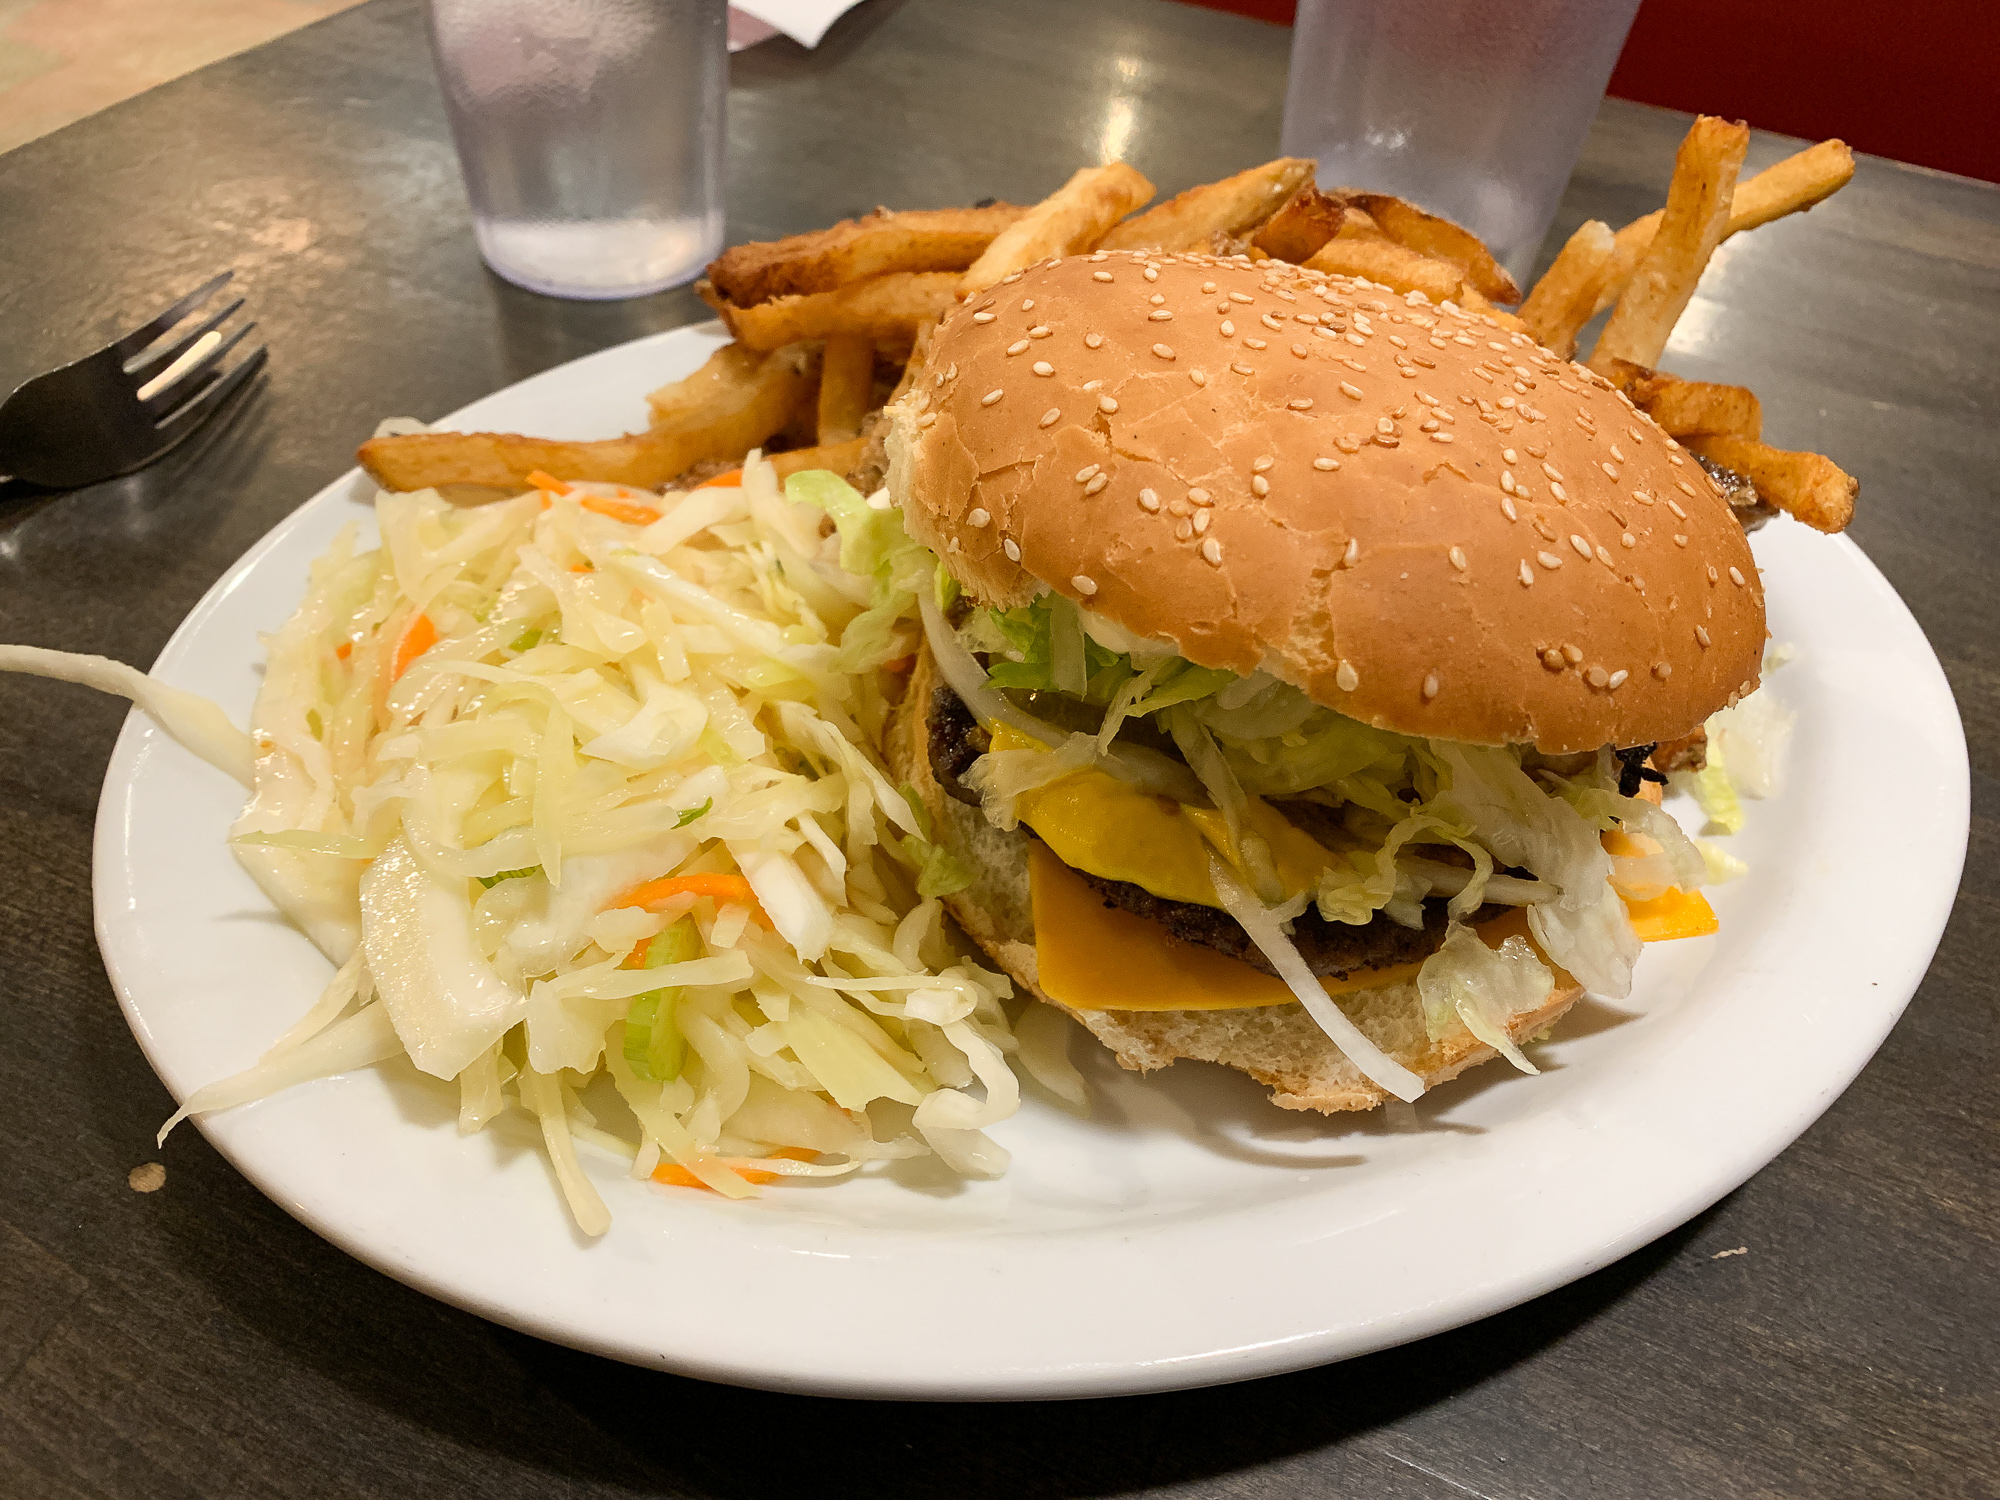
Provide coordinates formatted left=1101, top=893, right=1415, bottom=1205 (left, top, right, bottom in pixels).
left=427, top=0, right=727, bottom=300
left=1281, top=0, right=1641, bottom=284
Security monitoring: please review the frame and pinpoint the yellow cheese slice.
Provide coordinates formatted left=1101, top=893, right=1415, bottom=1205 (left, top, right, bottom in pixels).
left=989, top=725, right=1333, bottom=907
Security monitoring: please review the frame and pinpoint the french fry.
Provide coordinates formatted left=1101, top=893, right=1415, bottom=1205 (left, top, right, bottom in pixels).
left=1455, top=287, right=1528, bottom=333
left=707, top=205, right=1024, bottom=305
left=1518, top=219, right=1615, bottom=357
left=361, top=430, right=705, bottom=493
left=1249, top=184, right=1346, bottom=263
left=1332, top=207, right=1389, bottom=242
left=1099, top=158, right=1314, bottom=253
left=361, top=343, right=814, bottom=492
left=769, top=437, right=869, bottom=482
left=1304, top=237, right=1464, bottom=304
left=1684, top=434, right=1856, bottom=533
left=816, top=333, right=875, bottom=445
left=646, top=341, right=811, bottom=435
left=1342, top=193, right=1520, bottom=303
left=960, top=163, right=1156, bottom=293
left=702, top=271, right=959, bottom=352
left=1589, top=116, right=1749, bottom=376
left=1592, top=139, right=1855, bottom=317
left=1623, top=367, right=1762, bottom=440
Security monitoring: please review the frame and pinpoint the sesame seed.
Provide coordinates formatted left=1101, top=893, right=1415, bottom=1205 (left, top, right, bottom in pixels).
left=1729, top=566, right=1747, bottom=586
left=1561, top=644, right=1583, bottom=665
left=1587, top=665, right=1609, bottom=688
left=1075, top=464, right=1100, bottom=483
left=1676, top=480, right=1698, bottom=496
left=1143, top=267, right=1159, bottom=282
left=1244, top=338, right=1268, bottom=350
left=1092, top=271, right=1114, bottom=282
left=972, top=311, right=996, bottom=324
left=1220, top=320, right=1236, bottom=336
left=1229, top=291, right=1253, bottom=304
left=1519, top=560, right=1536, bottom=586
left=1192, top=510, right=1211, bottom=534
left=1085, top=473, right=1108, bottom=495
left=1201, top=537, right=1223, bottom=565
left=1674, top=533, right=1689, bottom=546
left=966, top=507, right=990, bottom=528
left=1022, top=297, right=1035, bottom=310
left=1501, top=496, right=1518, bottom=522
left=1336, top=659, right=1359, bottom=691
left=1232, top=362, right=1255, bottom=376
left=1339, top=381, right=1364, bottom=400
left=1503, top=448, right=1518, bottom=463
left=1570, top=534, right=1592, bottom=559
left=1608, top=669, right=1629, bottom=689
left=1187, top=487, right=1212, bottom=506
left=1291, top=343, right=1309, bottom=358
left=1345, top=331, right=1366, bottom=347
left=1429, top=431, right=1455, bottom=443
left=1502, top=470, right=1517, bottom=494
left=981, top=389, right=1004, bottom=406
left=1653, top=662, right=1672, bottom=679
left=1029, top=325, right=1052, bottom=339
left=1152, top=343, right=1176, bottom=360
left=1201, top=281, right=1217, bottom=293
left=1550, top=482, right=1567, bottom=502
left=1085, top=333, right=1104, bottom=349
left=1099, top=395, right=1119, bottom=414
left=1622, top=531, right=1636, bottom=548
left=1377, top=417, right=1396, bottom=435
left=1707, top=565, right=1720, bottom=583
left=917, top=412, right=937, bottom=428
left=1449, top=545, right=1468, bottom=571
left=1542, top=462, right=1563, bottom=481
left=1137, top=487, right=1161, bottom=512
left=1542, top=648, right=1563, bottom=669
left=1149, top=310, right=1174, bottom=322
left=1288, top=397, right=1315, bottom=411
left=1249, top=455, right=1275, bottom=473
left=1667, top=499, right=1687, bottom=520
left=1628, top=427, right=1646, bottom=443
left=1596, top=546, right=1614, bottom=566
left=1027, top=360, right=1051, bottom=378
left=1251, top=475, right=1270, bottom=497
left=1342, top=537, right=1360, bottom=567
left=1538, top=550, right=1563, bottom=569
left=1039, top=407, right=1061, bottom=428
left=1695, top=625, right=1711, bottom=647
left=1417, top=671, right=1439, bottom=700
left=1175, top=518, right=1193, bottom=540
left=1003, top=538, right=1021, bottom=561
left=1610, top=444, right=1626, bottom=461
left=1072, top=574, right=1097, bottom=595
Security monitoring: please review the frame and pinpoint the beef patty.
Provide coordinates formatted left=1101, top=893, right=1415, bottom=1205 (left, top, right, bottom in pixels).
left=925, top=682, right=1496, bottom=979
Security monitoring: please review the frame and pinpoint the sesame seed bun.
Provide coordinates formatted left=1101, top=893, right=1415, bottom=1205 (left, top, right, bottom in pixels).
left=887, top=250, right=1765, bottom=752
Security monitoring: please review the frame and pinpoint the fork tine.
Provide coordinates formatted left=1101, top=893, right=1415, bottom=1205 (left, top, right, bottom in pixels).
left=126, top=295, right=245, bottom=379
left=143, top=319, right=257, bottom=420
left=112, top=271, right=234, bottom=360
left=152, top=342, right=266, bottom=433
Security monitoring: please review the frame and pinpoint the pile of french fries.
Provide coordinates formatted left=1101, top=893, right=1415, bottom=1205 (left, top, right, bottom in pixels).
left=359, top=120, right=1859, bottom=534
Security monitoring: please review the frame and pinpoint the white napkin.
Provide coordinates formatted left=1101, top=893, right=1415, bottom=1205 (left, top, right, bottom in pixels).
left=727, top=0, right=867, bottom=50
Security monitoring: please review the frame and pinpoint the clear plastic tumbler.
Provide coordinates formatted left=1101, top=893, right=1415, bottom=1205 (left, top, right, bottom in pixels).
left=426, top=0, right=728, bottom=300
left=1280, top=0, right=1642, bottom=285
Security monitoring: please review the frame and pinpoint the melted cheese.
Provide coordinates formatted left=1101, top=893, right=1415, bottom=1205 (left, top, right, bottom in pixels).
left=989, top=725, right=1333, bottom=907
left=1623, top=886, right=1718, bottom=941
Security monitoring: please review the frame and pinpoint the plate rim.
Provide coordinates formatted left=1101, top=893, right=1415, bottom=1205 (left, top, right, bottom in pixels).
left=88, top=324, right=1972, bottom=1400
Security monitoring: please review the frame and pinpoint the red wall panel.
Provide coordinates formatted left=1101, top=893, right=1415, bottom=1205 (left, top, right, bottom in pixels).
left=1180, top=0, right=2000, bottom=183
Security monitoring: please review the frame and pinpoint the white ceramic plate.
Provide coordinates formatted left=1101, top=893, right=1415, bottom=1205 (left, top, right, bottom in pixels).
left=93, top=323, right=1968, bottom=1400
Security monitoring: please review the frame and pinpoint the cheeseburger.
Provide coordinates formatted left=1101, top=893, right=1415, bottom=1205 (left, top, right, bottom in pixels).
left=883, top=249, right=1764, bottom=1111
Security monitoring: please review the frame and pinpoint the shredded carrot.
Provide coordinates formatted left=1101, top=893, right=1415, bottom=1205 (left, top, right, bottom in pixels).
left=334, top=641, right=352, bottom=661
left=696, top=468, right=743, bottom=489
left=578, top=493, right=661, bottom=526
left=607, top=873, right=772, bottom=926
left=526, top=469, right=572, bottom=495
left=653, top=1147, right=815, bottom=1191
left=882, top=654, right=916, bottom=675
left=390, top=613, right=438, bottom=682
left=569, top=562, right=594, bottom=573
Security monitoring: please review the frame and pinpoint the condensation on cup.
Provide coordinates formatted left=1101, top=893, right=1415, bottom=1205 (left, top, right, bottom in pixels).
left=426, top=0, right=727, bottom=301
left=1280, top=0, right=1641, bottom=285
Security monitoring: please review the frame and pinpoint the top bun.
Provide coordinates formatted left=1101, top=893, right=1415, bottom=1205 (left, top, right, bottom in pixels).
left=887, top=250, right=1765, bottom=752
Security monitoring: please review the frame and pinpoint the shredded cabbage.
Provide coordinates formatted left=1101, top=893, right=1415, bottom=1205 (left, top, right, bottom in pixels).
left=6, top=454, right=1028, bottom=1235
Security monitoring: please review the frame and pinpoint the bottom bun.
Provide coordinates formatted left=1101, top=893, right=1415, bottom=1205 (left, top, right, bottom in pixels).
left=888, top=645, right=1585, bottom=1114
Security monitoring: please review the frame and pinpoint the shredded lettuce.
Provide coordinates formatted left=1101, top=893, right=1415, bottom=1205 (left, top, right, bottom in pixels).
left=1415, top=923, right=1551, bottom=1070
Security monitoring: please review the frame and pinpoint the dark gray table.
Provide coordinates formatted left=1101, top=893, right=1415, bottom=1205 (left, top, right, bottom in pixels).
left=1, top=1, right=1994, bottom=1495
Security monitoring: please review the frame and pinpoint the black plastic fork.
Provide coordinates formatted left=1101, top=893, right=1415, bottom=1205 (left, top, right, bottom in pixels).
left=0, top=271, right=267, bottom=489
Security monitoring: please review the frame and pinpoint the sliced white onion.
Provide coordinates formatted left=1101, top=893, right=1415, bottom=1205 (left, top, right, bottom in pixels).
left=917, top=589, right=1061, bottom=745
left=0, top=645, right=253, bottom=786
left=1206, top=852, right=1426, bottom=1102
